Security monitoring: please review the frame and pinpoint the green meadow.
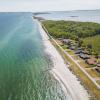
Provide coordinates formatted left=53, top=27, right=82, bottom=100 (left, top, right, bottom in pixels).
left=83, top=35, right=100, bottom=54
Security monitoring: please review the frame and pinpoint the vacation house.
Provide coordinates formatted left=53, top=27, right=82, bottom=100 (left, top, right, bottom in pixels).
left=86, top=58, right=97, bottom=65
left=75, top=50, right=83, bottom=54
left=62, top=39, right=71, bottom=45
left=79, top=53, right=90, bottom=59
left=96, top=63, right=100, bottom=67
left=69, top=46, right=76, bottom=50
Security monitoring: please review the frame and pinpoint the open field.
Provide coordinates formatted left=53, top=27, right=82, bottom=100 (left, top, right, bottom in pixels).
left=79, top=61, right=90, bottom=68
left=97, top=80, right=100, bottom=85
left=83, top=35, right=100, bottom=54
left=86, top=69, right=100, bottom=77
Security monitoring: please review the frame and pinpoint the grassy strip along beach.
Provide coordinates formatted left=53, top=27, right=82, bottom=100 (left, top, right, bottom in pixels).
left=38, top=21, right=89, bottom=100
left=42, top=20, right=100, bottom=100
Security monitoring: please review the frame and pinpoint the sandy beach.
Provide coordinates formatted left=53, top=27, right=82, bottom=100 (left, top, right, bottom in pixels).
left=38, top=21, right=89, bottom=100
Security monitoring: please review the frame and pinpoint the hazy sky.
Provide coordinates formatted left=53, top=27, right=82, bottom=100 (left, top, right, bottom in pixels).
left=0, top=0, right=100, bottom=12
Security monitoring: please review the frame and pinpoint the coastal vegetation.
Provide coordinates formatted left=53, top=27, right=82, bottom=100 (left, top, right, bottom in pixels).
left=43, top=20, right=100, bottom=54
left=42, top=20, right=100, bottom=99
left=83, top=35, right=100, bottom=55
left=48, top=33, right=100, bottom=100
left=43, top=20, right=100, bottom=38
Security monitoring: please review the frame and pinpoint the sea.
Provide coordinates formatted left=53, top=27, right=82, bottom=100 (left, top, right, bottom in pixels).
left=35, top=10, right=100, bottom=23
left=0, top=10, right=100, bottom=100
left=0, top=13, right=67, bottom=100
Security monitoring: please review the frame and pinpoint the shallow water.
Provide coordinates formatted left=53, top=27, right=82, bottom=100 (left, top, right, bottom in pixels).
left=0, top=13, right=68, bottom=100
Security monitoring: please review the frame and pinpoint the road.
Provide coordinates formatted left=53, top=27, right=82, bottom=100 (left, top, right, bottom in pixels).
left=42, top=23, right=100, bottom=90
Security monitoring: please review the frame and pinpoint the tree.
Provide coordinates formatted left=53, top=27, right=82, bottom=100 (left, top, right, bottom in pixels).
left=87, top=44, right=93, bottom=54
left=94, top=52, right=99, bottom=58
left=87, top=44, right=92, bottom=49
left=78, top=39, right=83, bottom=47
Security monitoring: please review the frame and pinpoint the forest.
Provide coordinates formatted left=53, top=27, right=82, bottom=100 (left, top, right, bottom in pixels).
left=43, top=20, right=100, bottom=39
left=43, top=20, right=100, bottom=54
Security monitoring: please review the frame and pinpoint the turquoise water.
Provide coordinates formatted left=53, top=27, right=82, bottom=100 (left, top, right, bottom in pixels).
left=0, top=13, right=67, bottom=100
left=1, top=10, right=99, bottom=100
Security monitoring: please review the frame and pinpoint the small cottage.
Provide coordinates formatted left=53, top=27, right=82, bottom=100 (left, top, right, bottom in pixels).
left=75, top=50, right=83, bottom=54
left=62, top=39, right=71, bottom=45
left=79, top=53, right=90, bottom=59
left=69, top=46, right=76, bottom=50
left=86, top=58, right=97, bottom=65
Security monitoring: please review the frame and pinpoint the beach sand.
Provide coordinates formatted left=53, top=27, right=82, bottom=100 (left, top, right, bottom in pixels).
left=38, top=21, right=89, bottom=100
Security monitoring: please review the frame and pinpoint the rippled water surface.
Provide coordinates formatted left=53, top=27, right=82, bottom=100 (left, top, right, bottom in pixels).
left=0, top=13, right=68, bottom=100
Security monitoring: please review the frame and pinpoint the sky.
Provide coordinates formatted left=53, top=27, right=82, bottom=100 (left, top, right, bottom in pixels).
left=0, top=0, right=100, bottom=12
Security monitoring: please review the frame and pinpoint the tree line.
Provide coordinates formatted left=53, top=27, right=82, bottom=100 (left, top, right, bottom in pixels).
left=42, top=20, right=100, bottom=40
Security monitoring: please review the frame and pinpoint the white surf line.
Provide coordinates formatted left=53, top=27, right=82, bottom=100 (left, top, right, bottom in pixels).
left=38, top=21, right=89, bottom=100
left=42, top=21, right=100, bottom=90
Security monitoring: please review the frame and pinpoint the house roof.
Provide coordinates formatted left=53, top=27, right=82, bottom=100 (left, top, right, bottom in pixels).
left=79, top=53, right=90, bottom=59
left=69, top=46, right=76, bottom=50
left=75, top=50, right=83, bottom=54
left=82, top=50, right=89, bottom=54
left=62, top=39, right=71, bottom=43
left=97, top=63, right=100, bottom=67
left=86, top=58, right=97, bottom=65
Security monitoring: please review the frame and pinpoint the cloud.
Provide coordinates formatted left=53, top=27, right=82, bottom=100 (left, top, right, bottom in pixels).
left=0, top=0, right=100, bottom=12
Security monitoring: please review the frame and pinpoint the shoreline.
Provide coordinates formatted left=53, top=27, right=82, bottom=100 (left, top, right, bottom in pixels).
left=38, top=20, right=89, bottom=100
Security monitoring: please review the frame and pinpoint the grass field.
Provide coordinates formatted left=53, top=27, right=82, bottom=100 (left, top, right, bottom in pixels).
left=83, top=35, right=100, bottom=54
